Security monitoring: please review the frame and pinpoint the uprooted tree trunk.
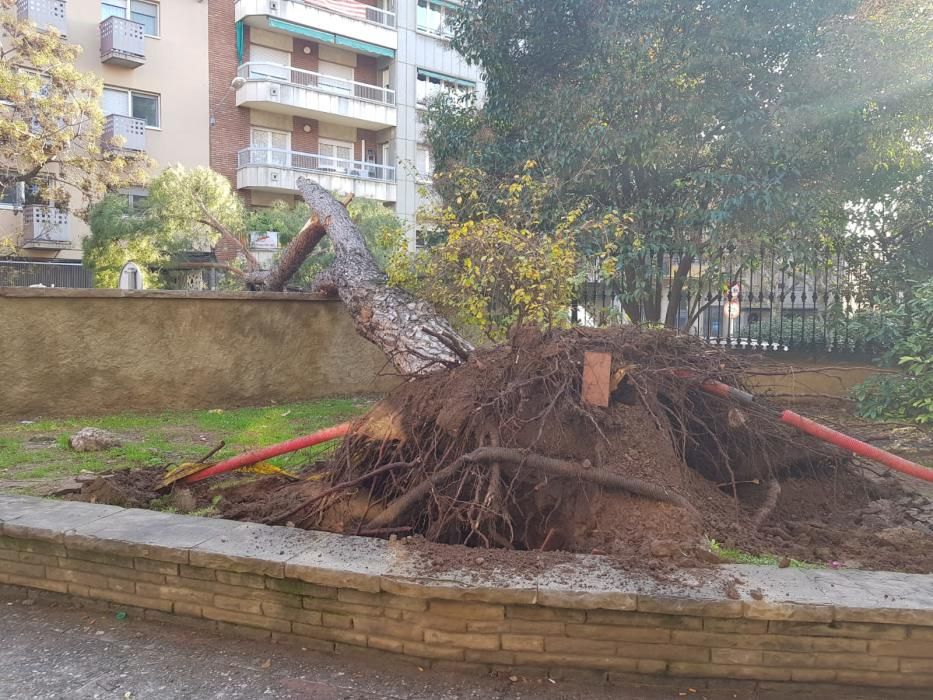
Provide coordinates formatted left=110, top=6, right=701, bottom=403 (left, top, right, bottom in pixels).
left=297, top=178, right=473, bottom=375
left=243, top=217, right=328, bottom=291
left=243, top=193, right=354, bottom=292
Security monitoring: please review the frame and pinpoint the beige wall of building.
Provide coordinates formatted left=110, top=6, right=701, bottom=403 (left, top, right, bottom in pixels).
left=1, top=0, right=211, bottom=261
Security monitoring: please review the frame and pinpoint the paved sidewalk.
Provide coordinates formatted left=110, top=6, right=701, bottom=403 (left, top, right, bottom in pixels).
left=0, top=589, right=906, bottom=700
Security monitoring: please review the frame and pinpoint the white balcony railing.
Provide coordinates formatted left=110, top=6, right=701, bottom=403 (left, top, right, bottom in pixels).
left=100, top=15, right=145, bottom=67
left=307, top=0, right=394, bottom=27
left=238, top=148, right=396, bottom=182
left=17, top=0, right=68, bottom=36
left=238, top=62, right=394, bottom=105
left=102, top=114, right=146, bottom=151
left=22, top=205, right=70, bottom=247
left=265, top=0, right=394, bottom=28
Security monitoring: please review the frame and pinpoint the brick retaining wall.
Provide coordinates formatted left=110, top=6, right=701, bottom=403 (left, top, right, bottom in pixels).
left=2, top=495, right=932, bottom=690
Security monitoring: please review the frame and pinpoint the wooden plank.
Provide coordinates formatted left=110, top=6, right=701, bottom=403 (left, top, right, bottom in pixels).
left=582, top=351, right=612, bottom=407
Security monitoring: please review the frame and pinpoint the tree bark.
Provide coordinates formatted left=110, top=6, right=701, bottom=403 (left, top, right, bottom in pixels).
left=244, top=218, right=328, bottom=291
left=297, top=178, right=473, bottom=375
left=244, top=194, right=353, bottom=291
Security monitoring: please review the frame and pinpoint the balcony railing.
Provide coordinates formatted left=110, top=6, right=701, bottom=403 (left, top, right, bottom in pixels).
left=100, top=15, right=145, bottom=67
left=238, top=62, right=395, bottom=105
left=271, top=0, right=394, bottom=28
left=102, top=114, right=146, bottom=151
left=16, top=0, right=67, bottom=35
left=238, top=148, right=396, bottom=182
left=22, top=205, right=70, bottom=248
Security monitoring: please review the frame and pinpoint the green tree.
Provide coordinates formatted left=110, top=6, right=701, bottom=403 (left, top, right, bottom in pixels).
left=84, top=166, right=252, bottom=286
left=853, top=277, right=933, bottom=423
left=85, top=166, right=403, bottom=289
left=0, top=0, right=149, bottom=244
left=428, top=0, right=932, bottom=326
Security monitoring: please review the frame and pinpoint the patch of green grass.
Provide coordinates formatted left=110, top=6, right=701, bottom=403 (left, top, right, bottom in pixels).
left=0, top=397, right=375, bottom=492
left=708, top=539, right=822, bottom=569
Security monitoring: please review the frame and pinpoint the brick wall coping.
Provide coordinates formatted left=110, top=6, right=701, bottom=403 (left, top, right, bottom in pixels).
left=2, top=495, right=931, bottom=624
left=0, top=287, right=335, bottom=302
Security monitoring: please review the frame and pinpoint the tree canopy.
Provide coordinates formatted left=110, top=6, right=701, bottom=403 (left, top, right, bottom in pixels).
left=84, top=166, right=250, bottom=286
left=426, top=0, right=932, bottom=325
left=0, top=0, right=149, bottom=235
left=84, top=165, right=402, bottom=289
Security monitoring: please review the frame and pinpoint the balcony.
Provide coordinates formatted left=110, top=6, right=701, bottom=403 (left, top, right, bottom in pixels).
left=102, top=114, right=146, bottom=152
left=236, top=62, right=397, bottom=130
left=237, top=148, right=396, bottom=202
left=100, top=16, right=146, bottom=67
left=22, top=205, right=70, bottom=249
left=235, top=0, right=396, bottom=54
left=16, top=0, right=67, bottom=35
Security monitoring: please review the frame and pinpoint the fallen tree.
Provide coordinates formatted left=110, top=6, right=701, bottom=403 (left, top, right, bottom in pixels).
left=295, top=178, right=473, bottom=375
left=74, top=181, right=933, bottom=571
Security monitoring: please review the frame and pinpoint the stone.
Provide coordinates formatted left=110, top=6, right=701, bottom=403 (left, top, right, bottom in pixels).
left=66, top=508, right=242, bottom=563
left=190, top=523, right=323, bottom=578
left=1, top=498, right=123, bottom=542
left=68, top=428, right=121, bottom=452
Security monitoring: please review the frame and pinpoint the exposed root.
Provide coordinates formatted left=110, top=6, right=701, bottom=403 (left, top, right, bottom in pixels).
left=364, top=458, right=466, bottom=530
left=751, top=479, right=782, bottom=531
left=460, top=447, right=697, bottom=513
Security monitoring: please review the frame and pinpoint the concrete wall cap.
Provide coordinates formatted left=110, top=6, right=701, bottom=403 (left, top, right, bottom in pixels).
left=2, top=495, right=932, bottom=617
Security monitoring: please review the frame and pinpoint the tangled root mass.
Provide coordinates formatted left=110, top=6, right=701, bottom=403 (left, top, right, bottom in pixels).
left=281, top=327, right=841, bottom=560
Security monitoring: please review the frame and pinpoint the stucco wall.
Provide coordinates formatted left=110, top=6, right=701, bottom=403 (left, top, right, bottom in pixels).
left=743, top=357, right=884, bottom=398
left=0, top=289, right=398, bottom=420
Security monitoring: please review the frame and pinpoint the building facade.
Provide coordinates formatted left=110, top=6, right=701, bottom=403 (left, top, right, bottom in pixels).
left=1, top=0, right=212, bottom=262
left=2, top=0, right=480, bottom=270
left=210, top=0, right=483, bottom=248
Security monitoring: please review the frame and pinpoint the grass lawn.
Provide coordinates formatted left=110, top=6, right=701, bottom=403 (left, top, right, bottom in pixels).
left=0, top=397, right=376, bottom=495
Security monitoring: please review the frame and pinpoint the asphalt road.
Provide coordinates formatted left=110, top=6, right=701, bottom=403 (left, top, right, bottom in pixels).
left=0, top=588, right=908, bottom=700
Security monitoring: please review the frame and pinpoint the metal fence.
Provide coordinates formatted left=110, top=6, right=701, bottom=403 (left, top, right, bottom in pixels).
left=570, top=243, right=892, bottom=355
left=0, top=259, right=94, bottom=288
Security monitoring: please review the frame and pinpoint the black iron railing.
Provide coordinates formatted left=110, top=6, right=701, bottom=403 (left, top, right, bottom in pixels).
left=0, top=259, right=94, bottom=288
left=570, top=242, right=896, bottom=355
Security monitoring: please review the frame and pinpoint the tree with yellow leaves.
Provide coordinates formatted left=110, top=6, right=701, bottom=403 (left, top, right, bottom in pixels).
left=0, top=0, right=150, bottom=233
left=386, top=162, right=580, bottom=340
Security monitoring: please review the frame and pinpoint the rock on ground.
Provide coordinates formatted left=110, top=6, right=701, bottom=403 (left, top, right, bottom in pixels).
left=69, top=428, right=121, bottom=452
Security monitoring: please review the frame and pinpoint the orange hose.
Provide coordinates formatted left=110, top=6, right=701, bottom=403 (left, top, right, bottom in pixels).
left=183, top=422, right=351, bottom=484
left=690, top=378, right=933, bottom=483
left=780, top=411, right=933, bottom=483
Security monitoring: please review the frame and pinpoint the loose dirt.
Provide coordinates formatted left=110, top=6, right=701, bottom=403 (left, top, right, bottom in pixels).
left=70, top=327, right=933, bottom=575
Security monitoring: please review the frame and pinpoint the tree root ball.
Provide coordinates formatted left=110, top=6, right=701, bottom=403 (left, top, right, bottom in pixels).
left=284, top=327, right=843, bottom=564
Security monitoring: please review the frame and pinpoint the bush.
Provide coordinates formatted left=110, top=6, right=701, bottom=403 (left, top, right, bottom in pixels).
left=852, top=278, right=933, bottom=423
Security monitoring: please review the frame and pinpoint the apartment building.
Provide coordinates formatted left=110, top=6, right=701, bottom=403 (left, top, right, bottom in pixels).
left=1, top=0, right=211, bottom=262
left=211, top=0, right=484, bottom=247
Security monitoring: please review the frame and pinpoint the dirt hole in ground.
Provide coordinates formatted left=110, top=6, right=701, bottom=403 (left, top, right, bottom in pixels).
left=72, top=328, right=933, bottom=574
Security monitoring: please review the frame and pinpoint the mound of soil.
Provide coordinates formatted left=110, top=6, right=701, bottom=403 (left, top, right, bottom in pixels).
left=72, top=327, right=933, bottom=574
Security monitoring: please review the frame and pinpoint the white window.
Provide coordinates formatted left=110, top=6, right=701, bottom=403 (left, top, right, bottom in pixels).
left=318, top=138, right=354, bottom=172
left=127, top=192, right=148, bottom=211
left=102, top=86, right=160, bottom=127
left=250, top=128, right=290, bottom=166
left=415, top=146, right=433, bottom=180
left=416, top=69, right=474, bottom=106
left=101, top=0, right=159, bottom=37
left=318, top=61, right=354, bottom=96
left=417, top=0, right=454, bottom=38
left=248, top=44, right=290, bottom=81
